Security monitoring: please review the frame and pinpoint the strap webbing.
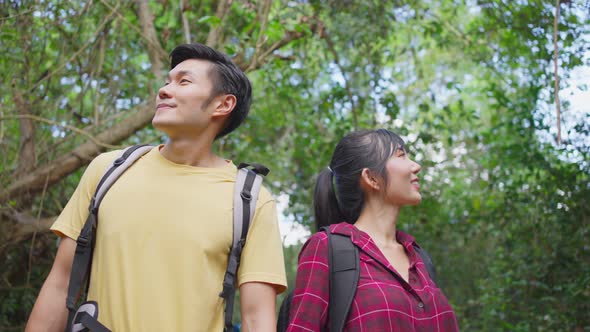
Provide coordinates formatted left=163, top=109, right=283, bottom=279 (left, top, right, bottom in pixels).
left=76, top=313, right=111, bottom=332
left=65, top=145, right=152, bottom=332
left=93, top=145, right=153, bottom=210
left=322, top=226, right=360, bottom=332
left=221, top=163, right=268, bottom=332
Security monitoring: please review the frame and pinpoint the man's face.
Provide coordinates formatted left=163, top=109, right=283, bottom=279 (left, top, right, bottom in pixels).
left=152, top=59, right=219, bottom=138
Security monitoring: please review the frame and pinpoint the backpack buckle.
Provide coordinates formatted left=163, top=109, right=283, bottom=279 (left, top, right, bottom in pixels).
left=240, top=190, right=252, bottom=201
left=71, top=301, right=98, bottom=332
left=219, top=279, right=234, bottom=298
left=76, top=235, right=89, bottom=247
left=113, top=157, right=125, bottom=166
left=71, top=301, right=111, bottom=332
left=237, top=163, right=270, bottom=176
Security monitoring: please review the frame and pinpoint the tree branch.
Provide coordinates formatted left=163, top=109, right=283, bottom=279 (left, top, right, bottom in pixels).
left=246, top=0, right=272, bottom=72
left=236, top=27, right=309, bottom=72
left=26, top=173, right=50, bottom=285
left=93, top=33, right=107, bottom=126
left=98, top=0, right=168, bottom=62
left=321, top=28, right=358, bottom=129
left=35, top=110, right=129, bottom=166
left=0, top=0, right=169, bottom=202
left=134, top=0, right=166, bottom=76
left=180, top=0, right=191, bottom=43
left=0, top=102, right=155, bottom=204
left=0, top=211, right=56, bottom=258
left=0, top=114, right=122, bottom=149
left=32, top=2, right=120, bottom=90
left=0, top=5, right=314, bottom=205
left=206, top=0, right=232, bottom=48
left=553, top=0, right=562, bottom=145
left=6, top=215, right=55, bottom=236
left=13, top=88, right=36, bottom=178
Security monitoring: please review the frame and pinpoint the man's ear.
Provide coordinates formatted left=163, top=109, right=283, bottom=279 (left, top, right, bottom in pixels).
left=360, top=168, right=380, bottom=191
left=211, top=94, right=237, bottom=119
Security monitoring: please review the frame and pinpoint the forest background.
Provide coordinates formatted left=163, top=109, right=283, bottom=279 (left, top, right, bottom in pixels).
left=1, top=0, right=589, bottom=331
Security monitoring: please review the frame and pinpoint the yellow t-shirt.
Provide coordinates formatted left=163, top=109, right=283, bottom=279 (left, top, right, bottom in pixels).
left=51, top=146, right=287, bottom=331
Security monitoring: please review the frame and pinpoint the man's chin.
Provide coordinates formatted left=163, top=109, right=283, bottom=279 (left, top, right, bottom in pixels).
left=152, top=118, right=175, bottom=131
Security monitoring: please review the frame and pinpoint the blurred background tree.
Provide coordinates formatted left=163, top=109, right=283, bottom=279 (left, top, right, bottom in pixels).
left=1, top=0, right=588, bottom=330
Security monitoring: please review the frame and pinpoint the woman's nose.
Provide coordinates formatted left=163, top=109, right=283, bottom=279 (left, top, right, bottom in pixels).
left=412, top=160, right=421, bottom=174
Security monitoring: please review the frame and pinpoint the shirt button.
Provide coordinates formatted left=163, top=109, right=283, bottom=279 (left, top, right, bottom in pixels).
left=418, top=302, right=424, bottom=308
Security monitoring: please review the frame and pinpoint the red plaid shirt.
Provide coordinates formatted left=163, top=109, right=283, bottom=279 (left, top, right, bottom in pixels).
left=287, top=223, right=459, bottom=332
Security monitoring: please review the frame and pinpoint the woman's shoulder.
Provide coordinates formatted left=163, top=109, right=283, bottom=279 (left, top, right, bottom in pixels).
left=304, top=222, right=356, bottom=246
left=298, top=230, right=330, bottom=262
left=298, top=222, right=355, bottom=261
left=303, top=229, right=329, bottom=248
left=329, top=222, right=356, bottom=235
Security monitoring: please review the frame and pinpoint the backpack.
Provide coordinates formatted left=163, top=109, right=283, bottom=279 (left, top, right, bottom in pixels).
left=277, top=226, right=438, bottom=332
left=64, top=145, right=269, bottom=332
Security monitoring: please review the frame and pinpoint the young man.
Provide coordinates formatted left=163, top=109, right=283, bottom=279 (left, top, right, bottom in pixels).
left=26, top=43, right=287, bottom=332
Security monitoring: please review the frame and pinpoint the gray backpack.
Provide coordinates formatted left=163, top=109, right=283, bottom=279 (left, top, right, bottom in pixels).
left=64, top=145, right=269, bottom=332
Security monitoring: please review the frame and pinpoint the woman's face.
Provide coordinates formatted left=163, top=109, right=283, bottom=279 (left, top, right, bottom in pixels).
left=382, top=149, right=422, bottom=206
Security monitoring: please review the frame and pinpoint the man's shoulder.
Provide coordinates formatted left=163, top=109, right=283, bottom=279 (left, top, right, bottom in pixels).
left=226, top=161, right=275, bottom=206
left=256, top=184, right=275, bottom=206
left=90, top=146, right=156, bottom=170
left=83, top=147, right=146, bottom=182
left=91, top=149, right=126, bottom=167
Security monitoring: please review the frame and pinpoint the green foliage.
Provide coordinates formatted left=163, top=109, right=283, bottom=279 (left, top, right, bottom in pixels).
left=1, top=0, right=589, bottom=330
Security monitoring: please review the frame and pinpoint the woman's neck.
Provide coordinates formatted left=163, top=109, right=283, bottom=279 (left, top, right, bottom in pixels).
left=354, top=198, right=401, bottom=247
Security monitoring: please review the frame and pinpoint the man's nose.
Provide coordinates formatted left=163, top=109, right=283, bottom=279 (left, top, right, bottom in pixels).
left=158, top=84, right=172, bottom=100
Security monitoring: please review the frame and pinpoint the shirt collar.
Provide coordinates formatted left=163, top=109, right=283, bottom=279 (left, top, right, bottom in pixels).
left=330, top=222, right=416, bottom=249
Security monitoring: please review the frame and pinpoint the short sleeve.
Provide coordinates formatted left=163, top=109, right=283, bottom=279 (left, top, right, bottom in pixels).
left=287, top=231, right=330, bottom=332
left=237, top=187, right=287, bottom=293
left=50, top=150, right=120, bottom=240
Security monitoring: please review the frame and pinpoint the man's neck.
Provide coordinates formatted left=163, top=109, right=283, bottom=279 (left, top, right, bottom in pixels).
left=159, top=137, right=226, bottom=168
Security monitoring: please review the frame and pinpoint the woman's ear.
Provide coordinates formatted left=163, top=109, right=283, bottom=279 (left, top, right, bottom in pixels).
left=360, top=168, right=380, bottom=191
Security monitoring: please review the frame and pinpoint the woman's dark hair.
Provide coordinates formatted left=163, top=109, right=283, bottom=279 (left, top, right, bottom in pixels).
left=169, top=43, right=252, bottom=139
left=314, top=129, right=406, bottom=230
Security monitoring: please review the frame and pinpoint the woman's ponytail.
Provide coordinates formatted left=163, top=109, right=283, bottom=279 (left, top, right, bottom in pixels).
left=313, top=168, right=344, bottom=231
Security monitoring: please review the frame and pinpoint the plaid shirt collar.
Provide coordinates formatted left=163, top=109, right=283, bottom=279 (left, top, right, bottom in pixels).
left=330, top=222, right=420, bottom=280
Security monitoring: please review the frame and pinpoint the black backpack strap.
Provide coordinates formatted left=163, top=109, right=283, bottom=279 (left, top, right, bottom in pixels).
left=276, top=292, right=293, bottom=332
left=413, top=244, right=438, bottom=286
left=221, top=163, right=269, bottom=332
left=65, top=144, right=152, bottom=332
left=321, top=226, right=360, bottom=332
left=71, top=301, right=110, bottom=332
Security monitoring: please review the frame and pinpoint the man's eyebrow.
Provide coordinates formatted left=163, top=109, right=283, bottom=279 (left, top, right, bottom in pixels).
left=166, top=70, right=193, bottom=80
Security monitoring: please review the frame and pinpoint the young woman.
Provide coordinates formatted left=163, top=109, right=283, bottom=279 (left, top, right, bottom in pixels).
left=287, top=129, right=459, bottom=331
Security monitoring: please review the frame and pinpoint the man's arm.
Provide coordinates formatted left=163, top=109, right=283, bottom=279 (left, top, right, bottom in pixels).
left=25, top=237, right=76, bottom=332
left=239, top=282, right=277, bottom=332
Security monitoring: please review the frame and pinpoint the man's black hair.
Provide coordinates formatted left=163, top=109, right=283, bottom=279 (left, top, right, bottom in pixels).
left=170, top=43, right=252, bottom=139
